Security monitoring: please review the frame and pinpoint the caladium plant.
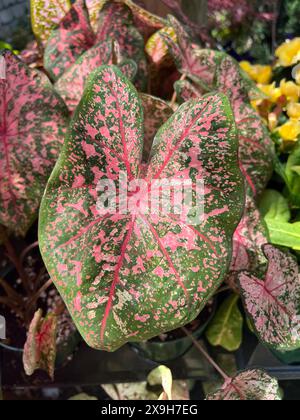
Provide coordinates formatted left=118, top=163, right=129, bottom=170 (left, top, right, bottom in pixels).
left=39, top=66, right=244, bottom=351
left=239, top=245, right=300, bottom=353
left=23, top=309, right=58, bottom=379
left=44, top=0, right=95, bottom=81
left=31, top=0, right=72, bottom=46
left=206, top=369, right=281, bottom=401
left=0, top=50, right=69, bottom=237
left=55, top=40, right=137, bottom=113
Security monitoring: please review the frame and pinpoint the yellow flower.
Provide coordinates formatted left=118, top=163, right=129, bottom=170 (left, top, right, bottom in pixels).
left=240, top=61, right=272, bottom=84
left=268, top=113, right=278, bottom=131
left=277, top=119, right=300, bottom=141
left=258, top=83, right=282, bottom=103
left=294, top=66, right=300, bottom=85
left=276, top=38, right=300, bottom=67
left=280, top=79, right=300, bottom=102
left=287, top=102, right=300, bottom=119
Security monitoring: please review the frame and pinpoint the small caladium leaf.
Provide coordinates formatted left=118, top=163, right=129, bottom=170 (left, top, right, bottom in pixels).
left=55, top=41, right=113, bottom=113
left=0, top=51, right=69, bottom=236
left=215, top=56, right=274, bottom=198
left=145, top=26, right=177, bottom=66
left=44, top=0, right=95, bottom=81
left=229, top=195, right=268, bottom=288
left=148, top=365, right=173, bottom=400
left=23, top=309, right=58, bottom=379
left=174, top=79, right=203, bottom=104
left=39, top=66, right=244, bottom=351
left=206, top=293, right=243, bottom=352
left=95, top=1, right=148, bottom=91
left=206, top=369, right=281, bottom=400
left=139, top=93, right=173, bottom=162
left=86, top=0, right=106, bottom=32
left=239, top=245, right=300, bottom=353
left=162, top=16, right=223, bottom=90
left=31, top=0, right=72, bottom=46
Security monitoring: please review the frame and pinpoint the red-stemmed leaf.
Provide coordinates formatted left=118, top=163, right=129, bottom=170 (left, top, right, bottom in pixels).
left=39, top=66, right=244, bottom=351
left=44, top=0, right=95, bottom=81
left=23, top=309, right=58, bottom=380
left=206, top=369, right=281, bottom=401
left=140, top=93, right=173, bottom=162
left=95, top=1, right=148, bottom=90
left=0, top=51, right=69, bottom=236
left=239, top=245, right=300, bottom=352
left=227, top=194, right=268, bottom=291
left=162, top=16, right=222, bottom=90
left=215, top=56, right=274, bottom=197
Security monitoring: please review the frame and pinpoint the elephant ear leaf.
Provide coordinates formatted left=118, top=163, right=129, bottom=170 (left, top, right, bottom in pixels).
left=228, top=195, right=268, bottom=291
left=239, top=245, right=300, bottom=352
left=163, top=16, right=222, bottom=89
left=206, top=369, right=281, bottom=400
left=95, top=1, right=148, bottom=90
left=39, top=66, right=244, bottom=351
left=23, top=309, right=58, bottom=380
left=139, top=93, right=173, bottom=162
left=31, top=0, right=71, bottom=46
left=44, top=0, right=95, bottom=81
left=215, top=56, right=274, bottom=198
left=0, top=51, right=69, bottom=237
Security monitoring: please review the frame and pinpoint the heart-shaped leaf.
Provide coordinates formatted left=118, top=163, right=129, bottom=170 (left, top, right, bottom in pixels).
left=95, top=1, right=148, bottom=90
left=39, top=66, right=244, bottom=351
left=23, top=309, right=58, bottom=379
left=44, top=0, right=95, bottom=81
left=31, top=0, right=72, bottom=46
left=215, top=57, right=274, bottom=198
left=229, top=195, right=268, bottom=287
left=206, top=293, right=243, bottom=352
left=139, top=93, right=173, bottom=162
left=206, top=369, right=281, bottom=400
left=0, top=51, right=69, bottom=236
left=145, top=26, right=177, bottom=66
left=239, top=244, right=300, bottom=352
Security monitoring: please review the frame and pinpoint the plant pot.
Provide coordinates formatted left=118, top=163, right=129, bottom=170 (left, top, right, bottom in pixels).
left=270, top=347, right=300, bottom=365
left=130, top=301, right=216, bottom=363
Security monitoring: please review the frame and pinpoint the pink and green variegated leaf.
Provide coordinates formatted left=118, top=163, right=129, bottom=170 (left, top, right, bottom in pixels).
left=31, top=0, right=72, bottom=46
left=206, top=369, right=281, bottom=401
left=23, top=309, right=58, bottom=380
left=215, top=56, right=274, bottom=198
left=162, top=16, right=223, bottom=90
left=145, top=26, right=177, bottom=66
left=0, top=51, right=69, bottom=237
left=139, top=93, right=173, bottom=162
left=44, top=0, right=95, bottom=81
left=39, top=66, right=244, bottom=351
left=95, top=1, right=148, bottom=91
left=227, top=194, right=268, bottom=291
left=174, top=79, right=203, bottom=104
left=239, top=245, right=300, bottom=353
left=86, top=0, right=106, bottom=32
left=55, top=41, right=113, bottom=113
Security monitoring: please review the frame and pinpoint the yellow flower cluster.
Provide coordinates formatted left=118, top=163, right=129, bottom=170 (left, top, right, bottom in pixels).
left=240, top=38, right=300, bottom=143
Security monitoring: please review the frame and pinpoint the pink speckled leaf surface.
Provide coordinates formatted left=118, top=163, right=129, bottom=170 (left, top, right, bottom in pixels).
left=0, top=51, right=69, bottom=236
left=140, top=93, right=173, bottom=162
left=23, top=309, right=58, bottom=380
left=44, top=0, right=95, bottom=81
left=206, top=369, right=281, bottom=400
left=239, top=245, right=300, bottom=352
left=227, top=194, right=268, bottom=290
left=215, top=56, right=274, bottom=198
left=39, top=66, right=244, bottom=351
left=95, top=1, right=148, bottom=91
left=31, top=0, right=71, bottom=46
